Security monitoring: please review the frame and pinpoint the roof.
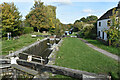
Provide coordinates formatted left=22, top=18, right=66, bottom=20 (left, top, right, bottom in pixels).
left=118, top=1, right=120, bottom=7
left=98, top=2, right=120, bottom=21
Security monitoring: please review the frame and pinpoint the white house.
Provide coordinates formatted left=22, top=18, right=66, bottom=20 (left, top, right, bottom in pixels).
left=97, top=2, right=120, bottom=41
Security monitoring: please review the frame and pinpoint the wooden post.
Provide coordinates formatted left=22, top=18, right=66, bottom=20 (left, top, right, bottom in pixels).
left=109, top=40, right=111, bottom=46
left=13, top=69, right=17, bottom=80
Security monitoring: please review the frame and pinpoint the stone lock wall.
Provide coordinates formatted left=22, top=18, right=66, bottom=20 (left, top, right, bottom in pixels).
left=6, top=38, right=49, bottom=57
left=23, top=39, right=49, bottom=56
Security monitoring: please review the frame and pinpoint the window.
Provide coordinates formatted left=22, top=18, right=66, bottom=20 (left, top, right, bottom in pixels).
left=102, top=32, right=104, bottom=39
left=107, top=20, right=111, bottom=26
left=98, top=31, right=100, bottom=37
left=116, top=18, right=119, bottom=23
left=99, top=22, right=101, bottom=26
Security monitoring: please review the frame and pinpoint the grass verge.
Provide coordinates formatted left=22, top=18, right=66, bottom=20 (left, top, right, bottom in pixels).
left=54, top=38, right=119, bottom=79
left=85, top=39, right=120, bottom=56
left=1, top=32, right=44, bottom=55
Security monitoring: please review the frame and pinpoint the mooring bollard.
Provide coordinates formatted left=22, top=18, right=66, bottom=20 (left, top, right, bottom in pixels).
left=10, top=57, right=19, bottom=64
left=37, top=38, right=40, bottom=41
left=9, top=51, right=13, bottom=56
left=27, top=55, right=32, bottom=62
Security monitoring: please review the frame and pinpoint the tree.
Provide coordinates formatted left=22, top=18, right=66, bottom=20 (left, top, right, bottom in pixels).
left=67, top=23, right=73, bottom=29
left=54, top=19, right=61, bottom=36
left=105, top=8, right=120, bottom=46
left=74, top=22, right=84, bottom=31
left=1, top=2, right=22, bottom=37
left=46, top=5, right=56, bottom=33
left=74, top=20, right=80, bottom=24
left=83, top=24, right=96, bottom=39
left=25, top=0, right=49, bottom=30
left=86, top=15, right=98, bottom=23
left=80, top=17, right=87, bottom=22
left=25, top=0, right=58, bottom=33
left=74, top=15, right=98, bottom=24
left=74, top=15, right=97, bottom=39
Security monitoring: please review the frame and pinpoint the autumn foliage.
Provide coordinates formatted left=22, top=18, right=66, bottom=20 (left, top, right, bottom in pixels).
left=1, top=2, right=22, bottom=37
left=25, top=0, right=57, bottom=32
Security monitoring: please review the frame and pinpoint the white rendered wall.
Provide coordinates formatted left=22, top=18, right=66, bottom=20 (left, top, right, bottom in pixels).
left=97, top=19, right=110, bottom=41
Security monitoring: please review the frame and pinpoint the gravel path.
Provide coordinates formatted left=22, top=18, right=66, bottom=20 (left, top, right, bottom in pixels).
left=79, top=38, right=120, bottom=62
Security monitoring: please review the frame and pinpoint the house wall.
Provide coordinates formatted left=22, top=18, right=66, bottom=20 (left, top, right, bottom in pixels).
left=97, top=19, right=110, bottom=41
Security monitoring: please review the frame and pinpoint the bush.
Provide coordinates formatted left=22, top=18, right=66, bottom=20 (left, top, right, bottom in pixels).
left=84, top=29, right=91, bottom=38
left=78, top=31, right=84, bottom=38
left=23, top=27, right=33, bottom=34
left=82, top=25, right=94, bottom=39
left=79, top=22, right=97, bottom=39
left=89, top=34, right=96, bottom=39
left=2, top=37, right=7, bottom=40
left=109, top=72, right=120, bottom=80
left=112, top=40, right=120, bottom=47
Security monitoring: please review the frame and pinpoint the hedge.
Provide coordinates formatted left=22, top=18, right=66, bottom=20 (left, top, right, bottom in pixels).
left=23, top=27, right=33, bottom=34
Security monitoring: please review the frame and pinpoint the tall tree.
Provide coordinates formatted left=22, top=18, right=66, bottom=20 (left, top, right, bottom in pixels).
left=1, top=2, right=22, bottom=37
left=46, top=5, right=56, bottom=28
left=25, top=0, right=57, bottom=32
left=54, top=19, right=61, bottom=36
left=46, top=5, right=56, bottom=33
left=25, top=0, right=48, bottom=30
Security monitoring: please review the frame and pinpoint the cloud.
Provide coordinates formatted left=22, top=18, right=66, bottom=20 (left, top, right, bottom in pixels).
left=48, top=0, right=71, bottom=4
left=51, top=0, right=72, bottom=6
left=87, top=14, right=94, bottom=16
left=69, top=0, right=118, bottom=2
left=0, top=0, right=33, bottom=3
left=43, top=0, right=119, bottom=3
left=1, top=0, right=119, bottom=3
left=56, top=0, right=72, bottom=4
left=85, top=14, right=100, bottom=18
left=82, top=9, right=94, bottom=13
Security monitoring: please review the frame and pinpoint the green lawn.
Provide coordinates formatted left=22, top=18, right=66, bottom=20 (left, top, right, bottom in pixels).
left=1, top=32, right=44, bottom=55
left=85, top=39, right=120, bottom=56
left=55, top=38, right=119, bottom=79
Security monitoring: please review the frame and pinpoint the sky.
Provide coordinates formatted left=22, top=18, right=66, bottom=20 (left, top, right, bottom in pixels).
left=0, top=0, right=119, bottom=24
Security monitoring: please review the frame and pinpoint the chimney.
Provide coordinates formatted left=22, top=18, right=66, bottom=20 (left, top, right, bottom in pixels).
left=118, top=1, right=120, bottom=7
